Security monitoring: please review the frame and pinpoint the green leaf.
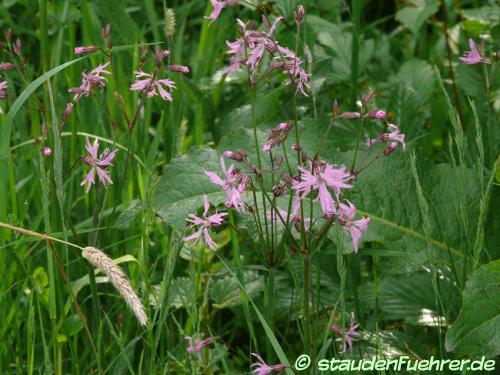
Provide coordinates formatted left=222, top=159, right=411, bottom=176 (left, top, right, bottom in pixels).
left=395, top=0, right=439, bottom=34
left=217, top=87, right=284, bottom=137
left=153, top=147, right=228, bottom=229
left=210, top=271, right=264, bottom=309
left=446, top=259, right=500, bottom=358
left=62, top=314, right=84, bottom=337
left=347, top=151, right=480, bottom=263
left=89, top=0, right=140, bottom=44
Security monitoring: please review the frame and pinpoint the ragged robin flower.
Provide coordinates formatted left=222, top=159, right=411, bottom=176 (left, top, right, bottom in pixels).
left=183, top=196, right=228, bottom=251
left=81, top=136, right=117, bottom=193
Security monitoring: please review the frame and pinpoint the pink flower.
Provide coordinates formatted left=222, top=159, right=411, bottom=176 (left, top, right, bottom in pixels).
left=130, top=70, right=176, bottom=102
left=42, top=147, right=52, bottom=156
left=274, top=46, right=310, bottom=96
left=378, top=123, right=406, bottom=150
left=185, top=335, right=219, bottom=353
left=262, top=121, right=293, bottom=153
left=251, top=353, right=287, bottom=375
left=224, top=17, right=281, bottom=74
left=0, top=80, right=8, bottom=113
left=69, top=63, right=111, bottom=101
left=205, top=0, right=238, bottom=25
left=205, top=157, right=248, bottom=211
left=337, top=201, right=370, bottom=253
left=81, top=136, right=117, bottom=193
left=183, top=196, right=228, bottom=251
left=331, top=313, right=360, bottom=353
left=223, top=39, right=245, bottom=73
left=74, top=45, right=99, bottom=55
left=459, top=38, right=490, bottom=65
left=293, top=162, right=352, bottom=215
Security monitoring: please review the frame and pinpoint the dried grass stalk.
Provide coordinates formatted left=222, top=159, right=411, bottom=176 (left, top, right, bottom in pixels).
left=82, top=247, right=148, bottom=326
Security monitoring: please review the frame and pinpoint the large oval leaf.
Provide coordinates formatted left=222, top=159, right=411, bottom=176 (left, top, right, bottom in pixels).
left=446, top=259, right=500, bottom=358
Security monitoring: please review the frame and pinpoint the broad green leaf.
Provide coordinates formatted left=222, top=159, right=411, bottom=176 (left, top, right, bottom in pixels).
left=153, top=147, right=229, bottom=229
left=389, top=59, right=435, bottom=138
left=218, top=87, right=285, bottom=136
left=395, top=0, right=439, bottom=34
left=62, top=314, right=84, bottom=337
left=344, top=151, right=480, bottom=266
left=359, top=271, right=459, bottom=323
left=89, top=0, right=140, bottom=44
left=446, top=259, right=500, bottom=358
left=210, top=271, right=264, bottom=309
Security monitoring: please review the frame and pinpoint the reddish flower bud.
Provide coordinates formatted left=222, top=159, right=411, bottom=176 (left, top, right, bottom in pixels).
left=383, top=142, right=398, bottom=156
left=273, top=181, right=288, bottom=197
left=74, top=45, right=99, bottom=55
left=63, top=103, right=74, bottom=123
left=361, top=91, right=375, bottom=106
left=223, top=150, right=248, bottom=162
left=343, top=112, right=361, bottom=119
left=368, top=109, right=386, bottom=119
left=294, top=5, right=305, bottom=25
left=168, top=64, right=190, bottom=74
left=0, top=63, right=15, bottom=71
left=41, top=123, right=48, bottom=138
left=333, top=100, right=340, bottom=116
left=102, top=24, right=112, bottom=39
left=5, top=28, right=12, bottom=42
left=42, top=147, right=52, bottom=156
left=13, top=38, right=21, bottom=56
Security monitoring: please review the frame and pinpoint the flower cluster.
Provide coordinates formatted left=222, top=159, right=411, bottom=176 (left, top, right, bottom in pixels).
left=224, top=17, right=310, bottom=95
left=69, top=63, right=111, bottom=101
left=129, top=49, right=189, bottom=102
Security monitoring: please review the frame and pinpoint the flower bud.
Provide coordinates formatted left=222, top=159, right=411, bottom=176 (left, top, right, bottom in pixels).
left=333, top=100, right=340, bottom=116
left=223, top=150, right=248, bottom=162
left=0, top=63, right=15, bottom=71
left=5, top=28, right=12, bottom=42
left=41, top=123, right=48, bottom=138
left=168, top=64, right=190, bottom=74
left=343, top=112, right=361, bottom=119
left=63, top=103, right=74, bottom=123
left=74, top=45, right=99, bottom=55
left=361, top=91, right=375, bottom=106
left=273, top=181, right=288, bottom=197
left=383, top=142, right=398, bottom=156
left=102, top=24, right=112, bottom=39
left=294, top=5, right=305, bottom=25
left=13, top=38, right=21, bottom=56
left=368, top=109, right=386, bottom=119
left=42, top=147, right=52, bottom=156
left=273, top=155, right=283, bottom=168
